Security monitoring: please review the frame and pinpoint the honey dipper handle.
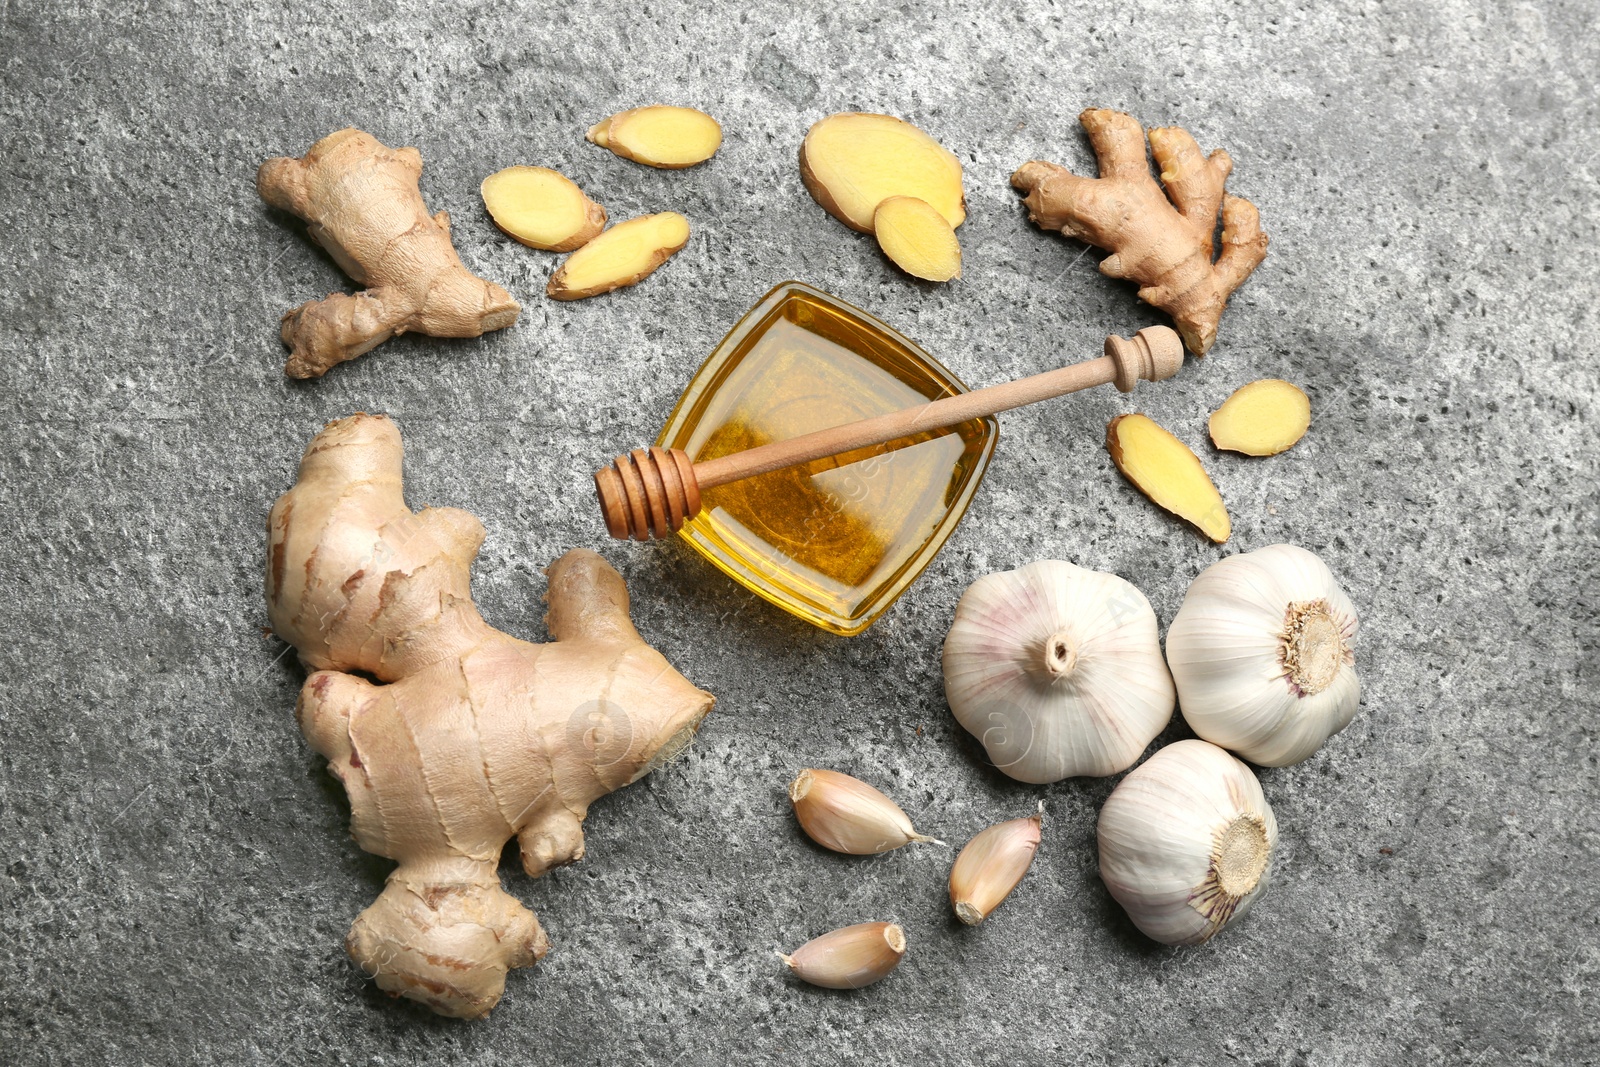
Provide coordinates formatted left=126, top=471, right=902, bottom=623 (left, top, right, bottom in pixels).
left=593, top=326, right=1182, bottom=540
left=692, top=326, right=1182, bottom=492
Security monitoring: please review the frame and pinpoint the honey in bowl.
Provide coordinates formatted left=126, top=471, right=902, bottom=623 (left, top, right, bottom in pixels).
left=657, top=282, right=996, bottom=635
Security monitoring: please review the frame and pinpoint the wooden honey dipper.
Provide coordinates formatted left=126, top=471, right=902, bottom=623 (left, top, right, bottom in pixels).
left=595, top=325, right=1184, bottom=540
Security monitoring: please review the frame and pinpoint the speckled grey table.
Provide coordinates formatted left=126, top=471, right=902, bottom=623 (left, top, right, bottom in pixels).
left=2, top=1, right=1595, bottom=1063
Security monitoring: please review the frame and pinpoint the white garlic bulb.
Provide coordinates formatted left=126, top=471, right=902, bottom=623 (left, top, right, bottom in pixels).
left=1098, top=739, right=1277, bottom=945
left=1165, top=544, right=1360, bottom=767
left=942, top=560, right=1175, bottom=783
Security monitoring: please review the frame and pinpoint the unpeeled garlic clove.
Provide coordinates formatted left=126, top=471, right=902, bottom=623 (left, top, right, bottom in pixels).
left=949, top=810, right=1043, bottom=925
left=1097, top=739, right=1278, bottom=945
left=777, top=922, right=907, bottom=989
left=789, top=768, right=941, bottom=854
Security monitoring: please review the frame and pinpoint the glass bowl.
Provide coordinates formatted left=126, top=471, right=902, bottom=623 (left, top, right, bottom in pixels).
left=656, top=281, right=996, bottom=635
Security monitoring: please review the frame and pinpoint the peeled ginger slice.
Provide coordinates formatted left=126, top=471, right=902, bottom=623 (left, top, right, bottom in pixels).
left=481, top=167, right=607, bottom=252
left=1209, top=380, right=1311, bottom=456
left=587, top=106, right=722, bottom=168
left=1106, top=414, right=1231, bottom=543
left=547, top=212, right=690, bottom=300
left=800, top=112, right=966, bottom=233
left=873, top=196, right=962, bottom=282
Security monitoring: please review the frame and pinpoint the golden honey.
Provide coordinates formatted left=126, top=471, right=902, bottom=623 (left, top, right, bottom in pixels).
left=658, top=282, right=995, bottom=635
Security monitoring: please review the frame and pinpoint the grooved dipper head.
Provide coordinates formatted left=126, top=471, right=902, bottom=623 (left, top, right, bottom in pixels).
left=595, top=447, right=702, bottom=540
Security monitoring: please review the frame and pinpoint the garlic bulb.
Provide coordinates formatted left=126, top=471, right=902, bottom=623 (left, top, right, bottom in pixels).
left=942, top=560, right=1175, bottom=783
left=1097, top=739, right=1277, bottom=945
left=1165, top=544, right=1360, bottom=767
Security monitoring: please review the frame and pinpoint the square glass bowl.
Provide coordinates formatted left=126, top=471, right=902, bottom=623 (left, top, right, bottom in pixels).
left=656, top=282, right=996, bottom=635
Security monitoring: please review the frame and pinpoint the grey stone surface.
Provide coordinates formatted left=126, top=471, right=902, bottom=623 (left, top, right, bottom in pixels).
left=1, top=0, right=1595, bottom=1063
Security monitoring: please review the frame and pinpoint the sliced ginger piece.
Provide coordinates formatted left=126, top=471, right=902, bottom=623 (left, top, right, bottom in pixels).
left=800, top=112, right=966, bottom=233
left=587, top=106, right=722, bottom=168
left=1106, top=414, right=1231, bottom=542
left=1208, top=379, right=1311, bottom=456
left=481, top=166, right=607, bottom=252
left=547, top=212, right=690, bottom=300
left=873, top=196, right=962, bottom=282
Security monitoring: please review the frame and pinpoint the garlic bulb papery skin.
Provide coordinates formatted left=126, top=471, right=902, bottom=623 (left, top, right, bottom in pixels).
left=1165, top=543, right=1360, bottom=767
left=1098, top=739, right=1278, bottom=945
left=942, top=560, right=1176, bottom=783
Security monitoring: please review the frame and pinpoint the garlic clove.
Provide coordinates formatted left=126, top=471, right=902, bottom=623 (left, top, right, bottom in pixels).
left=778, top=922, right=907, bottom=989
left=1097, top=739, right=1278, bottom=945
left=1166, top=544, right=1360, bottom=766
left=949, top=810, right=1043, bottom=925
left=942, top=560, right=1175, bottom=783
left=789, top=769, right=941, bottom=854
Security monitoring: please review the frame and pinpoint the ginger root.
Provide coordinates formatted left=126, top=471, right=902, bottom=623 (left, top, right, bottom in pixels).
left=1012, top=109, right=1269, bottom=356
left=267, top=414, right=714, bottom=1018
left=1209, top=379, right=1311, bottom=455
left=258, top=129, right=520, bottom=378
left=1106, top=413, right=1231, bottom=542
left=587, top=105, right=723, bottom=168
left=481, top=166, right=607, bottom=252
left=800, top=112, right=966, bottom=233
left=873, top=196, right=962, bottom=282
left=546, top=212, right=690, bottom=300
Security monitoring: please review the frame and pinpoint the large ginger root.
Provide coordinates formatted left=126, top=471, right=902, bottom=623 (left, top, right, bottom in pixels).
left=259, top=129, right=521, bottom=378
left=1012, top=109, right=1269, bottom=356
left=267, top=414, right=714, bottom=1017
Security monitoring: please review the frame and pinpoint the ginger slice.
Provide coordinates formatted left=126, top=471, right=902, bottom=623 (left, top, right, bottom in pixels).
left=587, top=106, right=722, bottom=168
left=1106, top=414, right=1231, bottom=542
left=873, top=196, right=962, bottom=282
left=547, top=212, right=690, bottom=300
left=800, top=112, right=965, bottom=233
left=481, top=166, right=607, bottom=252
left=1209, top=379, right=1311, bottom=456
left=1012, top=109, right=1269, bottom=355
